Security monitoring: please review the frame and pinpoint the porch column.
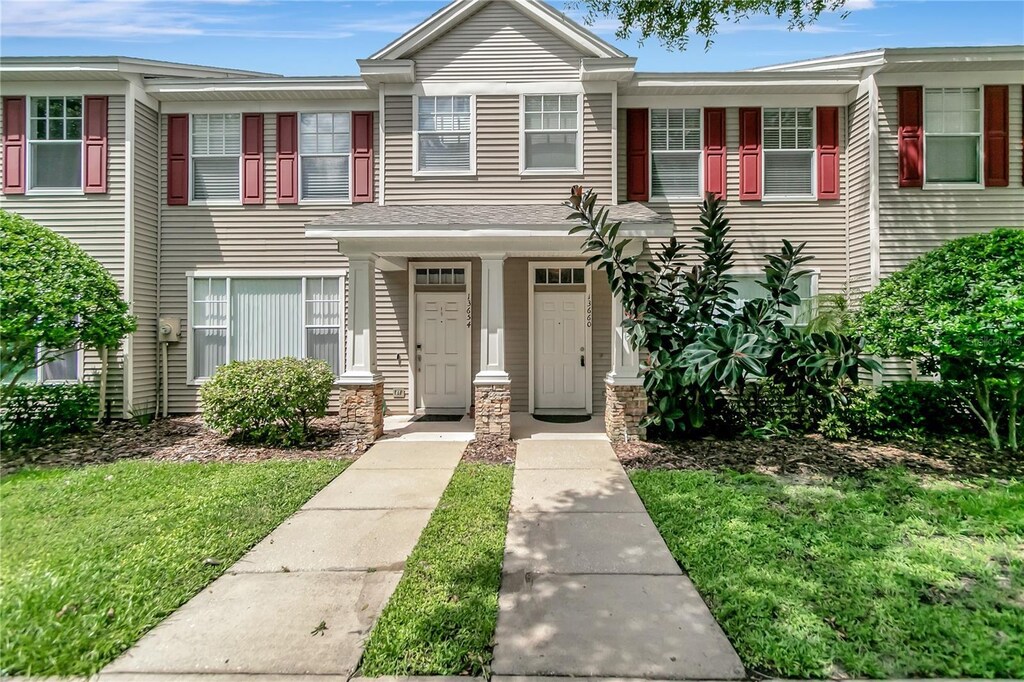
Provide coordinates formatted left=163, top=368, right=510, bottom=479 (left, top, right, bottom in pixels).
left=605, top=289, right=647, bottom=442
left=338, top=253, right=384, bottom=442
left=473, top=254, right=511, bottom=439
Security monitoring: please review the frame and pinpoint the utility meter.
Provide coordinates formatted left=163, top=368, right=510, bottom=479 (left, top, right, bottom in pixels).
left=158, top=317, right=181, bottom=342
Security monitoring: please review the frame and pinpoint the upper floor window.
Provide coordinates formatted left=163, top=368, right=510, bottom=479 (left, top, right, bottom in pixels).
left=523, top=95, right=580, bottom=172
left=300, top=113, right=350, bottom=201
left=29, top=96, right=82, bottom=190
left=650, top=108, right=701, bottom=198
left=924, top=88, right=981, bottom=185
left=763, top=107, right=814, bottom=198
left=415, top=96, right=472, bottom=173
left=191, top=113, right=241, bottom=202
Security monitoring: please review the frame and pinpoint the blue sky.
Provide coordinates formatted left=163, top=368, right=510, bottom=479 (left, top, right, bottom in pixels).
left=1, top=0, right=1022, bottom=75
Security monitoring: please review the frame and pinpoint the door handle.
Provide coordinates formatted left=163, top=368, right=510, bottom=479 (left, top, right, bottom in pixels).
left=580, top=354, right=585, bottom=368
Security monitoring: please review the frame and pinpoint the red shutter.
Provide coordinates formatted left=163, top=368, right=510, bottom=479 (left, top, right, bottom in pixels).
left=897, top=87, right=924, bottom=188
left=816, top=106, right=840, bottom=200
left=351, top=111, right=374, bottom=203
left=83, top=96, right=108, bottom=194
left=241, top=113, right=264, bottom=204
left=704, top=108, right=726, bottom=199
left=983, top=85, right=1009, bottom=187
left=738, top=108, right=761, bottom=200
left=276, top=113, right=298, bottom=205
left=625, top=108, right=649, bottom=202
left=166, top=113, right=189, bottom=205
left=2, top=96, right=26, bottom=194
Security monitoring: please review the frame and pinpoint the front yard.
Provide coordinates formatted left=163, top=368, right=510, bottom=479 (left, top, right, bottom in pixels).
left=0, top=459, right=347, bottom=677
left=631, top=466, right=1024, bottom=678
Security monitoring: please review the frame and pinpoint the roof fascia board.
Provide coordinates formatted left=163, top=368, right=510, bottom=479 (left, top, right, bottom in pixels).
left=630, top=72, right=861, bottom=87
left=0, top=56, right=273, bottom=79
left=876, top=69, right=1024, bottom=87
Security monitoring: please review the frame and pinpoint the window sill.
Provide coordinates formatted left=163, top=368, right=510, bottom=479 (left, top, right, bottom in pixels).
left=650, top=194, right=702, bottom=202
left=760, top=195, right=819, bottom=203
left=412, top=170, right=476, bottom=178
left=26, top=188, right=84, bottom=197
left=299, top=199, right=353, bottom=206
left=922, top=182, right=984, bottom=191
left=188, top=200, right=242, bottom=207
left=520, top=168, right=583, bottom=176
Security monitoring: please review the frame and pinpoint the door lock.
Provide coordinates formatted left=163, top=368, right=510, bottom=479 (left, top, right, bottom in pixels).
left=580, top=354, right=586, bottom=367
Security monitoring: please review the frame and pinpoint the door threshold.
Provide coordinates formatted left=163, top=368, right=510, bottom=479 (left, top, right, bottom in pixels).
left=533, top=408, right=590, bottom=416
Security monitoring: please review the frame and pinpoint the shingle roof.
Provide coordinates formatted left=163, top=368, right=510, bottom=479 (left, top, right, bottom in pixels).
left=309, top=202, right=666, bottom=226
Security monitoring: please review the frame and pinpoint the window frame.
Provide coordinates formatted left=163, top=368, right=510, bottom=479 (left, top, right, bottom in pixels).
left=761, top=106, right=818, bottom=202
left=412, top=95, right=476, bottom=177
left=728, top=269, right=820, bottom=326
left=648, top=107, right=703, bottom=200
left=186, top=271, right=347, bottom=384
left=26, top=95, right=85, bottom=195
left=28, top=345, right=84, bottom=385
left=519, top=93, right=584, bottom=175
left=922, top=87, right=985, bottom=190
left=298, top=111, right=353, bottom=205
left=188, top=112, right=243, bottom=206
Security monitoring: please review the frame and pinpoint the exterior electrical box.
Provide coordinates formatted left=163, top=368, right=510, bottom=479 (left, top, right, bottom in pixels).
left=158, top=317, right=181, bottom=343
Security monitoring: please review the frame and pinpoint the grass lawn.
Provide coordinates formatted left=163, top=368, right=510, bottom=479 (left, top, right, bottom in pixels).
left=0, top=459, right=347, bottom=677
left=631, top=468, right=1024, bottom=678
left=360, top=462, right=513, bottom=676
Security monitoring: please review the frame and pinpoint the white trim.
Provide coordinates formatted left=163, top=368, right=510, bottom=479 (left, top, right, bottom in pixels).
left=378, top=88, right=386, bottom=206
left=519, top=93, right=584, bottom=175
left=2, top=82, right=129, bottom=97
left=610, top=86, right=618, bottom=205
left=648, top=106, right=704, bottom=201
left=122, top=85, right=137, bottom=418
left=527, top=261, right=593, bottom=415
left=868, top=75, right=881, bottom=287
left=412, top=94, right=477, bottom=176
left=876, top=71, right=1024, bottom=88
left=407, top=260, right=473, bottom=415
left=187, top=268, right=347, bottom=278
left=390, top=81, right=613, bottom=97
left=761, top=105, right=818, bottom=201
left=159, top=100, right=378, bottom=115
left=619, top=94, right=849, bottom=108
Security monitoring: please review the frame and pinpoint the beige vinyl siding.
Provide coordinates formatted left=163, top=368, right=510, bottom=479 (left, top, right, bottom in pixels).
left=0, top=93, right=128, bottom=413
left=411, top=0, right=583, bottom=81
left=378, top=269, right=411, bottom=412
left=159, top=112, right=381, bottom=413
left=877, top=84, right=1024, bottom=278
left=384, top=93, right=612, bottom=204
left=846, top=92, right=873, bottom=297
left=617, top=106, right=850, bottom=295
left=130, top=101, right=160, bottom=415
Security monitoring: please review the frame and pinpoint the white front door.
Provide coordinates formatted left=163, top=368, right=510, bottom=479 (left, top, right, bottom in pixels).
left=416, top=292, right=467, bottom=412
left=534, top=292, right=587, bottom=411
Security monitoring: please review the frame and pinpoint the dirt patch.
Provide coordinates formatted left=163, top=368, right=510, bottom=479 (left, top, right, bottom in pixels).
left=2, top=415, right=365, bottom=475
left=462, top=436, right=517, bottom=464
left=616, top=434, right=1023, bottom=479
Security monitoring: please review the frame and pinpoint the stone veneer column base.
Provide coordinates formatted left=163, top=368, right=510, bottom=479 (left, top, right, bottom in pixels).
left=605, top=381, right=647, bottom=442
left=474, top=382, right=511, bottom=440
left=339, top=382, right=384, bottom=443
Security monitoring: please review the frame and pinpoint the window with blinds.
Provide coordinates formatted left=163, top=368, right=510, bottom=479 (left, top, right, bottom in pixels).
left=650, top=108, right=701, bottom=197
left=924, top=88, right=981, bottom=184
left=190, top=276, right=343, bottom=380
left=300, top=113, right=350, bottom=200
left=191, top=113, right=241, bottom=202
left=726, top=274, right=816, bottom=325
left=763, top=108, right=815, bottom=198
left=416, top=96, right=472, bottom=172
left=523, top=95, right=580, bottom=171
left=29, top=96, right=83, bottom=190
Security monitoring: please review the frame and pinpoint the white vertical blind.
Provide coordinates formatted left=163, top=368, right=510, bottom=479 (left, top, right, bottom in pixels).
left=192, top=277, right=228, bottom=379
left=230, top=279, right=303, bottom=362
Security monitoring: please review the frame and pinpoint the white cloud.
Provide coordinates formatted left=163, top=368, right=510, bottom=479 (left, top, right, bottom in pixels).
left=845, top=0, right=877, bottom=10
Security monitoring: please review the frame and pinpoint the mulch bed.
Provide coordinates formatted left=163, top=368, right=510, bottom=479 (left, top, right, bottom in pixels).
left=616, top=434, right=1024, bottom=480
left=461, top=436, right=517, bottom=464
left=2, top=415, right=366, bottom=475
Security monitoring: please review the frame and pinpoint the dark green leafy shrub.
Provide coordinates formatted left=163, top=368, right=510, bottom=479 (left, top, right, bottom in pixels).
left=200, top=358, right=335, bottom=445
left=1, top=383, right=95, bottom=450
left=823, top=382, right=977, bottom=442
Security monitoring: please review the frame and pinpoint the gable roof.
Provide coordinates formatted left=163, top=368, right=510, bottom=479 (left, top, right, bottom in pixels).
left=369, top=0, right=627, bottom=61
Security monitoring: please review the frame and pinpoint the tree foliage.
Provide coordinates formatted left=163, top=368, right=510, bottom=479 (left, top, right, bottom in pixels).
left=567, top=188, right=877, bottom=434
left=570, top=0, right=848, bottom=50
left=857, top=228, right=1024, bottom=451
left=0, top=211, right=136, bottom=417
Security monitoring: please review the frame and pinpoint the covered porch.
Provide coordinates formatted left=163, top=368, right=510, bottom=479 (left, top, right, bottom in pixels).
left=305, top=203, right=671, bottom=442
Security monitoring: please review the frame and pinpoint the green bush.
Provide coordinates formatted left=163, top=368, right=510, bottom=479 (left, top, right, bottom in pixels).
left=200, top=358, right=335, bottom=445
left=823, top=381, right=977, bottom=442
left=1, top=383, right=95, bottom=450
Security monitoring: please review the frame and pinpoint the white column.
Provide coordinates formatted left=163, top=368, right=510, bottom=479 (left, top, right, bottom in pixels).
left=606, top=290, right=642, bottom=385
left=475, top=254, right=509, bottom=384
left=339, top=253, right=383, bottom=385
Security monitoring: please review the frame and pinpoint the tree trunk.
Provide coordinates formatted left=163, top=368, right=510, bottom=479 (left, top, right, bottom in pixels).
left=1007, top=380, right=1020, bottom=453
left=96, top=345, right=109, bottom=424
left=975, top=381, right=1001, bottom=451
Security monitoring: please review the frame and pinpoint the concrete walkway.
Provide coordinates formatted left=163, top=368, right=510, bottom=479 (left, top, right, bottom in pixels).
left=102, top=441, right=464, bottom=680
left=492, top=440, right=745, bottom=680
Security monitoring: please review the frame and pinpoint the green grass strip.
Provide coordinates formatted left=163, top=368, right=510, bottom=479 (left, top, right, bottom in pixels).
left=630, top=467, right=1024, bottom=679
left=360, top=462, right=514, bottom=676
left=0, top=459, right=347, bottom=676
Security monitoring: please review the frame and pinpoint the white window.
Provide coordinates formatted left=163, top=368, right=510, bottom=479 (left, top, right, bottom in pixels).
left=28, top=96, right=82, bottom=190
left=534, top=267, right=585, bottom=285
left=415, top=267, right=466, bottom=285
left=415, top=96, right=473, bottom=173
left=191, top=113, right=241, bottom=202
left=38, top=347, right=81, bottom=383
left=523, top=95, right=580, bottom=172
left=650, top=108, right=701, bottom=198
left=189, top=276, right=343, bottom=380
left=730, top=274, right=816, bottom=325
left=300, top=113, right=350, bottom=201
left=763, top=107, right=815, bottom=198
left=924, top=88, right=982, bottom=185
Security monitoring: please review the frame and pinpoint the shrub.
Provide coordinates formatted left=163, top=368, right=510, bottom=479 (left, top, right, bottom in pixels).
left=824, top=381, right=977, bottom=442
left=1, top=383, right=95, bottom=451
left=200, top=358, right=335, bottom=445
